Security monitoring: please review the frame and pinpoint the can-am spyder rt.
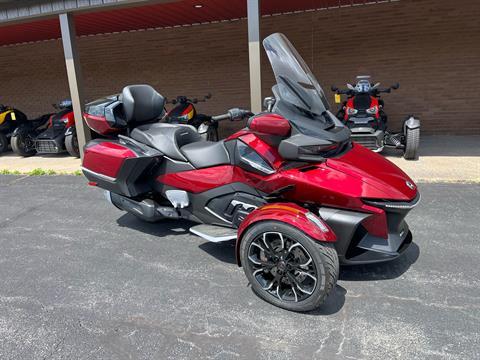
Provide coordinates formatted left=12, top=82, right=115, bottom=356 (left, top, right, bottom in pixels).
left=81, top=33, right=419, bottom=312
left=332, top=76, right=420, bottom=160
left=165, top=93, right=219, bottom=141
left=11, top=100, right=80, bottom=158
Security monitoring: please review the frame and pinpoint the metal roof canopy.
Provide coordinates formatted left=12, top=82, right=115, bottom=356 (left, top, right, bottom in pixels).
left=0, top=0, right=395, bottom=157
left=0, top=0, right=386, bottom=46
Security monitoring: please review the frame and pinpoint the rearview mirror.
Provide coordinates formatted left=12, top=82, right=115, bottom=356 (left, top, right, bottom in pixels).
left=392, top=83, right=400, bottom=90
left=331, top=85, right=338, bottom=92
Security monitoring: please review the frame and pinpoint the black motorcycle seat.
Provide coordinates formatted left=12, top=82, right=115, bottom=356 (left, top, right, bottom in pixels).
left=130, top=123, right=202, bottom=161
left=180, top=141, right=230, bottom=169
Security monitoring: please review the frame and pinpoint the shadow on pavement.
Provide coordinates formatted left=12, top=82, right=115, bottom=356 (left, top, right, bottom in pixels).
left=339, top=242, right=420, bottom=281
left=198, top=240, right=237, bottom=264
left=116, top=213, right=193, bottom=237
left=306, top=285, right=346, bottom=316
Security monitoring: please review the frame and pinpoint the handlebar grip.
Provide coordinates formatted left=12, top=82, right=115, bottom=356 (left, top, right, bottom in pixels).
left=211, top=108, right=252, bottom=122
left=211, top=113, right=231, bottom=122
left=377, top=88, right=391, bottom=93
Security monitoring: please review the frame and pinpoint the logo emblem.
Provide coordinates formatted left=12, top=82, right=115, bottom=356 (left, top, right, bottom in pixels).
left=406, top=181, right=415, bottom=190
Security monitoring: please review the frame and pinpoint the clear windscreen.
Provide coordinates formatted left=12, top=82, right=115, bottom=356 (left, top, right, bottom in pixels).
left=263, top=33, right=330, bottom=118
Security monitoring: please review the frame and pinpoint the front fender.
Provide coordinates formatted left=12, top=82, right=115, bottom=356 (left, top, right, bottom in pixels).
left=235, top=203, right=336, bottom=266
left=404, top=116, right=420, bottom=131
left=65, top=125, right=76, bottom=136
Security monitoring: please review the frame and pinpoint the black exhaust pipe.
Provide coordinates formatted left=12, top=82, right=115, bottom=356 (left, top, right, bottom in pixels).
left=107, top=191, right=179, bottom=222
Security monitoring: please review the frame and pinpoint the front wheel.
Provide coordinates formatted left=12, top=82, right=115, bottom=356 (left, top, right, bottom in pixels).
left=0, top=132, right=8, bottom=153
left=65, top=132, right=80, bottom=158
left=11, top=132, right=36, bottom=157
left=403, top=127, right=420, bottom=160
left=240, top=221, right=339, bottom=312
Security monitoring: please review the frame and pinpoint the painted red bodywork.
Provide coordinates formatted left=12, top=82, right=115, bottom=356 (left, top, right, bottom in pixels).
left=83, top=141, right=137, bottom=178
left=345, top=96, right=379, bottom=120
left=238, top=203, right=336, bottom=242
left=48, top=110, right=74, bottom=128
left=248, top=114, right=291, bottom=137
left=83, top=111, right=417, bottom=243
left=157, top=165, right=242, bottom=193
left=83, top=113, right=121, bottom=135
left=155, top=138, right=417, bottom=240
left=64, top=111, right=75, bottom=128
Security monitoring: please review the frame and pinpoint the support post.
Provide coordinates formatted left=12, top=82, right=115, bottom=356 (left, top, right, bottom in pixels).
left=59, top=12, right=90, bottom=158
left=247, top=0, right=262, bottom=113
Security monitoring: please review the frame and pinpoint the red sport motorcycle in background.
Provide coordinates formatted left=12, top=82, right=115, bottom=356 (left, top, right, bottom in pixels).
left=81, top=33, right=419, bottom=312
left=331, top=76, right=420, bottom=160
left=11, top=100, right=80, bottom=158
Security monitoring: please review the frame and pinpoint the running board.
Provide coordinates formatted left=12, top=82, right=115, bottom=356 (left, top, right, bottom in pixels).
left=189, top=224, right=237, bottom=243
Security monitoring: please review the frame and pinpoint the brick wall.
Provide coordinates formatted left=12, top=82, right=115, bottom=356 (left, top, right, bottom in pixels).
left=0, top=0, right=479, bottom=135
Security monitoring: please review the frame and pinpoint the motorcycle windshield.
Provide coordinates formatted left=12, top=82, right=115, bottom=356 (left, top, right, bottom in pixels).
left=263, top=33, right=330, bottom=118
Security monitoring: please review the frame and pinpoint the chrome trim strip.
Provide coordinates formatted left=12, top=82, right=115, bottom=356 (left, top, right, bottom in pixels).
left=204, top=206, right=232, bottom=224
left=189, top=227, right=237, bottom=243
left=163, top=155, right=189, bottom=164
left=364, top=193, right=421, bottom=210
left=81, top=167, right=116, bottom=182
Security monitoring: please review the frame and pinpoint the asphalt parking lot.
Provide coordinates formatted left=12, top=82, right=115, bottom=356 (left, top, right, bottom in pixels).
left=0, top=175, right=479, bottom=359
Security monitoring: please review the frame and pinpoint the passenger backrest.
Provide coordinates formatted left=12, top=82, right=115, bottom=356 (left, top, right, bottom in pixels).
left=121, top=84, right=165, bottom=124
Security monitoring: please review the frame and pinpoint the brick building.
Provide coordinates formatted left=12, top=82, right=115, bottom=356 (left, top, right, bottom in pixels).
left=0, top=0, right=479, bottom=137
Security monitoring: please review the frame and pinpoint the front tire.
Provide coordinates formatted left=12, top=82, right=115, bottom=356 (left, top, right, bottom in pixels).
left=404, top=127, right=420, bottom=160
left=240, top=221, right=339, bottom=312
left=65, top=132, right=80, bottom=158
left=11, top=133, right=36, bottom=157
left=0, top=132, right=8, bottom=153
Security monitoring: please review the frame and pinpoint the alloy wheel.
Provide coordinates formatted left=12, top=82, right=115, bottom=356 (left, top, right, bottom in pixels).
left=247, top=232, right=318, bottom=303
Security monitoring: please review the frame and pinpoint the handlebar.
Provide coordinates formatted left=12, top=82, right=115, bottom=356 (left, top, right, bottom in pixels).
left=211, top=108, right=253, bottom=122
left=166, top=93, right=212, bottom=105
left=331, top=83, right=399, bottom=96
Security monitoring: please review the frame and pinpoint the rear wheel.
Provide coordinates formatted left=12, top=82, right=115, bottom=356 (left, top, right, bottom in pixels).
left=11, top=132, right=36, bottom=157
left=65, top=132, right=80, bottom=158
left=240, top=221, right=339, bottom=312
left=0, top=132, right=8, bottom=153
left=404, top=127, right=420, bottom=160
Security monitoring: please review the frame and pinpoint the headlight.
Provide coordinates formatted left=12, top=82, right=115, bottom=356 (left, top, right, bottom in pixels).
left=346, top=107, right=358, bottom=115
left=366, top=105, right=378, bottom=114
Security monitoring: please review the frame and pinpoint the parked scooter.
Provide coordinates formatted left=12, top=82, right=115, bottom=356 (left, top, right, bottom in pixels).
left=331, top=76, right=420, bottom=160
left=81, top=33, right=419, bottom=312
left=11, top=100, right=80, bottom=158
left=164, top=94, right=218, bottom=141
left=0, top=104, right=28, bottom=154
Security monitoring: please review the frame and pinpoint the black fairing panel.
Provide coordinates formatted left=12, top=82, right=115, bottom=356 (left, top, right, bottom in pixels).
left=353, top=94, right=372, bottom=110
